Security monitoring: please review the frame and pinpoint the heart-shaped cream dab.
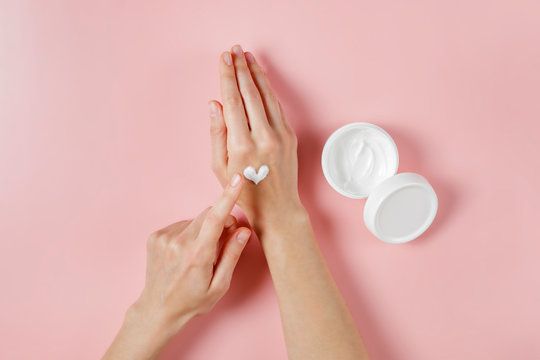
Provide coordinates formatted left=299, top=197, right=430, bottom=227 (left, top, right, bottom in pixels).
left=243, top=165, right=269, bottom=185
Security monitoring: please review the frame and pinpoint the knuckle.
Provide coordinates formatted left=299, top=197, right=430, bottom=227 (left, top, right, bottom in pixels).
left=191, top=246, right=212, bottom=265
left=205, top=209, right=221, bottom=225
left=222, top=72, right=236, bottom=83
left=166, top=241, right=182, bottom=256
left=209, top=123, right=225, bottom=137
left=156, top=234, right=170, bottom=249
left=213, top=280, right=230, bottom=296
left=223, top=94, right=243, bottom=107
left=148, top=230, right=167, bottom=249
left=224, top=246, right=242, bottom=262
left=258, top=135, right=279, bottom=155
left=230, top=143, right=254, bottom=158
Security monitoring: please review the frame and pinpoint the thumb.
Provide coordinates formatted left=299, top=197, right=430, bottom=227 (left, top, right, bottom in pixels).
left=209, top=227, right=251, bottom=295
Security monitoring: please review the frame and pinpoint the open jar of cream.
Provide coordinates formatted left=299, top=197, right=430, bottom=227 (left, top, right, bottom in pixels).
left=322, top=122, right=438, bottom=244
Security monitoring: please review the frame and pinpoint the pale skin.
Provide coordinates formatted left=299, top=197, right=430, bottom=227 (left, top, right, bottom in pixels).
left=104, top=45, right=368, bottom=359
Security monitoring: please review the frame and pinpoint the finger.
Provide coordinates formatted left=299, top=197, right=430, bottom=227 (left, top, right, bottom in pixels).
left=180, top=204, right=235, bottom=245
left=277, top=100, right=295, bottom=135
left=208, top=100, right=228, bottom=179
left=230, top=45, right=271, bottom=135
left=197, top=173, right=244, bottom=249
left=180, top=207, right=212, bottom=238
left=219, top=51, right=250, bottom=142
left=244, top=51, right=283, bottom=130
left=214, top=221, right=238, bottom=265
left=210, top=227, right=251, bottom=294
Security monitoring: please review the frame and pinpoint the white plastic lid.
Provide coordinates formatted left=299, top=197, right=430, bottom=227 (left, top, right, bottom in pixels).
left=363, top=173, right=438, bottom=244
left=322, top=122, right=438, bottom=243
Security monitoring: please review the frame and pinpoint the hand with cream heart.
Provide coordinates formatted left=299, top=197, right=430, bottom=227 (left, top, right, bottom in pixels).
left=208, top=46, right=303, bottom=230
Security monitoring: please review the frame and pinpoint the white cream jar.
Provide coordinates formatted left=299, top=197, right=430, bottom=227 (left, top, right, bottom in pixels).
left=322, top=122, right=437, bottom=244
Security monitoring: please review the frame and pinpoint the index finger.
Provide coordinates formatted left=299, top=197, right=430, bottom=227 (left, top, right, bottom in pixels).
left=197, top=173, right=244, bottom=248
left=219, top=51, right=250, bottom=141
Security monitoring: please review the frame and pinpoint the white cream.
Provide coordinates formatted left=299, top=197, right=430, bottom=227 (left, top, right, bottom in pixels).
left=243, top=165, right=269, bottom=184
left=322, top=123, right=398, bottom=198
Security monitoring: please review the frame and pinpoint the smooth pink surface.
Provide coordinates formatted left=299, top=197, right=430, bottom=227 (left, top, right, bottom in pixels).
left=1, top=1, right=539, bottom=359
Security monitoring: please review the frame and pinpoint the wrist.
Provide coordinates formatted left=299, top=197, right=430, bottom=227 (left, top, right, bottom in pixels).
left=253, top=205, right=315, bottom=252
left=117, top=302, right=189, bottom=360
left=127, top=299, right=193, bottom=337
left=246, top=201, right=308, bottom=237
left=103, top=303, right=176, bottom=360
left=256, top=207, right=322, bottom=279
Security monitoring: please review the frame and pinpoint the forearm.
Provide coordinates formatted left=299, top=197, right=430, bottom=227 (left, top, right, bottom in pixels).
left=256, top=209, right=368, bottom=360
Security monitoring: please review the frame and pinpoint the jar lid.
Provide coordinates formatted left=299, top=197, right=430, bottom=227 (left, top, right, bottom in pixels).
left=364, top=173, right=438, bottom=244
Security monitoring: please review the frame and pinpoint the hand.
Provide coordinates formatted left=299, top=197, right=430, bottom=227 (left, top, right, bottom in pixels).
left=208, top=44, right=304, bottom=233
left=103, top=174, right=251, bottom=360
left=137, top=172, right=250, bottom=326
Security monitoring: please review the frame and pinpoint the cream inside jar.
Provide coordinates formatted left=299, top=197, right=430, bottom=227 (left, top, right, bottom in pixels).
left=322, top=123, right=399, bottom=198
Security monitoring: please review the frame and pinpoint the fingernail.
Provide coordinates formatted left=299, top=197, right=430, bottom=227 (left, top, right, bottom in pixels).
left=208, top=101, right=217, bottom=117
left=232, top=45, right=243, bottom=56
left=236, top=231, right=250, bottom=245
left=223, top=52, right=232, bottom=66
left=245, top=52, right=256, bottom=64
left=230, top=173, right=241, bottom=187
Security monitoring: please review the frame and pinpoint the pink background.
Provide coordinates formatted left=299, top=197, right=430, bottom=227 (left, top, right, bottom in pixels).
left=1, top=1, right=539, bottom=359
